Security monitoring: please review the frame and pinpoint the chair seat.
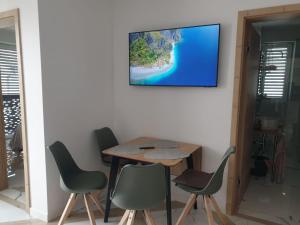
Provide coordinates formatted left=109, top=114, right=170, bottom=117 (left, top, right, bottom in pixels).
left=173, top=169, right=213, bottom=193
left=62, top=171, right=107, bottom=193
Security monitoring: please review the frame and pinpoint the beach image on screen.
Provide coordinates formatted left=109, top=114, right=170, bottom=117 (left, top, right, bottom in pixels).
left=129, top=24, right=220, bottom=86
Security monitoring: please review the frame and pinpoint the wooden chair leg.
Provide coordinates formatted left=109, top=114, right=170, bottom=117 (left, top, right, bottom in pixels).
left=204, top=196, right=215, bottom=225
left=126, top=210, right=136, bottom=225
left=88, top=193, right=105, bottom=215
left=84, top=194, right=96, bottom=225
left=144, top=209, right=156, bottom=225
left=202, top=196, right=205, bottom=210
left=209, top=196, right=232, bottom=225
left=58, top=193, right=78, bottom=225
left=119, top=210, right=130, bottom=225
left=175, top=194, right=197, bottom=225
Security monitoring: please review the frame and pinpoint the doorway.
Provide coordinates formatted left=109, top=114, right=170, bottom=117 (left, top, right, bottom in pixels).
left=0, top=9, right=30, bottom=222
left=227, top=3, right=300, bottom=224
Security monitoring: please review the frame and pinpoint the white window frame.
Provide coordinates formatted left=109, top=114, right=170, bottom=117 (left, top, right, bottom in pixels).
left=0, top=42, right=19, bottom=96
left=257, top=41, right=295, bottom=100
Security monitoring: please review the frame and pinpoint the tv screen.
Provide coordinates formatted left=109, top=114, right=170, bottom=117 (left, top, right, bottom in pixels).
left=129, top=24, right=220, bottom=87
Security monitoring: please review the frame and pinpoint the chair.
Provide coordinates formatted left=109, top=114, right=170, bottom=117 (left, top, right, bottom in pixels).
left=48, top=141, right=108, bottom=225
left=94, top=127, right=133, bottom=165
left=111, top=164, right=166, bottom=225
left=173, top=147, right=235, bottom=225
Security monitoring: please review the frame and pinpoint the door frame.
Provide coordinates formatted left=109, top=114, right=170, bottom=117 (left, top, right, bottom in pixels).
left=226, top=3, right=300, bottom=215
left=0, top=9, right=31, bottom=212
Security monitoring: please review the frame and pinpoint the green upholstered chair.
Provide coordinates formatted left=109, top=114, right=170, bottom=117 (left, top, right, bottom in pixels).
left=49, top=141, right=107, bottom=225
left=111, top=164, right=166, bottom=225
left=94, top=127, right=119, bottom=164
left=173, top=147, right=235, bottom=225
left=94, top=127, right=134, bottom=166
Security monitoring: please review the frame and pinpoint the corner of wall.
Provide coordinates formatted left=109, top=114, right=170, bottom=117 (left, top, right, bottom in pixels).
left=30, top=207, right=49, bottom=222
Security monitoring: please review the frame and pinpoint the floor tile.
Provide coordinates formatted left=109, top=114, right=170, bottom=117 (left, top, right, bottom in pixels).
left=0, top=200, right=30, bottom=223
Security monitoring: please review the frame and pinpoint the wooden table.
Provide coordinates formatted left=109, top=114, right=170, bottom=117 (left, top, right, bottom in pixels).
left=103, top=137, right=202, bottom=225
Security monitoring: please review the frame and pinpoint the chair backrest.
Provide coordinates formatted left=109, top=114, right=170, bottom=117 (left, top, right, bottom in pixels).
left=111, top=164, right=166, bottom=210
left=202, top=147, right=235, bottom=195
left=48, top=141, right=81, bottom=187
left=94, top=127, right=119, bottom=163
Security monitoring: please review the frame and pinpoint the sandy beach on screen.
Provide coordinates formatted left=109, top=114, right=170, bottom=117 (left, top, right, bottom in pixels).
left=130, top=43, right=176, bottom=81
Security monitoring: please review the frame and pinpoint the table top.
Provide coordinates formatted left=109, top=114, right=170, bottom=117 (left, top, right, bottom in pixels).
left=103, top=137, right=202, bottom=167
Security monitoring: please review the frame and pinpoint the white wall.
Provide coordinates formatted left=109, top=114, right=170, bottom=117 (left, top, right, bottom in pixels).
left=112, top=0, right=300, bottom=208
left=37, top=0, right=113, bottom=220
left=0, top=0, right=48, bottom=220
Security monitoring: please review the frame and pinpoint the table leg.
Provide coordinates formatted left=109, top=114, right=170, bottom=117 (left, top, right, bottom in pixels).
left=186, top=155, right=197, bottom=209
left=165, top=166, right=172, bottom=225
left=104, top=156, right=120, bottom=223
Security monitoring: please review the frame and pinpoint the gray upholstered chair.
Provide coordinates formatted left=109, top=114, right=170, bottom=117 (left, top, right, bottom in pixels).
left=111, top=164, right=166, bottom=225
left=49, top=141, right=107, bottom=225
left=173, top=147, right=235, bottom=225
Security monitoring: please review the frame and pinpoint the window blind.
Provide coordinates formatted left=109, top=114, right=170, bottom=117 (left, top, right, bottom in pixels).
left=257, top=42, right=294, bottom=98
left=0, top=43, right=19, bottom=95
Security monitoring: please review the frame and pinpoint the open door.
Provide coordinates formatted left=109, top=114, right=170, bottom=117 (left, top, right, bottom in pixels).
left=228, top=4, right=300, bottom=215
left=235, top=24, right=261, bottom=205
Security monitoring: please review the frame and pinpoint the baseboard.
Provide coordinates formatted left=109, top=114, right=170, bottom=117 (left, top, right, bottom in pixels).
left=30, top=207, right=48, bottom=222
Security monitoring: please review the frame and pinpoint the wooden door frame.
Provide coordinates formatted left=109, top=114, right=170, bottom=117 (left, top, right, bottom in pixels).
left=226, top=3, right=300, bottom=215
left=0, top=9, right=31, bottom=212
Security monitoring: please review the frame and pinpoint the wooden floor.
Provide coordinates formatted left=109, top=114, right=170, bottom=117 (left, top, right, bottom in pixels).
left=0, top=202, right=185, bottom=225
left=0, top=199, right=281, bottom=225
left=0, top=210, right=173, bottom=225
left=0, top=220, right=48, bottom=225
left=0, top=212, right=238, bottom=225
left=0, top=208, right=123, bottom=225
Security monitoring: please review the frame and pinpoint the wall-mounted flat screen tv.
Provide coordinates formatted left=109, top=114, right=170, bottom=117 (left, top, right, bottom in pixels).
left=129, top=24, right=220, bottom=87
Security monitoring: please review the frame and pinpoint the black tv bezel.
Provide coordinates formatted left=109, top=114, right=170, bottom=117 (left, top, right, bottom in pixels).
left=128, top=23, right=221, bottom=87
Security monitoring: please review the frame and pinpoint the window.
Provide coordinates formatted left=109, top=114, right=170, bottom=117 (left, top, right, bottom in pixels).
left=0, top=43, right=19, bottom=95
left=257, top=42, right=294, bottom=98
